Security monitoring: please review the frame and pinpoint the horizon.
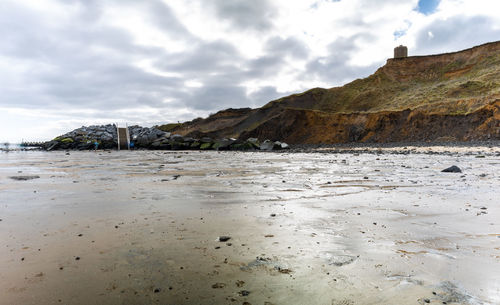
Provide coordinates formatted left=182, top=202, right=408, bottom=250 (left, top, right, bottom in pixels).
left=1, top=0, right=500, bottom=143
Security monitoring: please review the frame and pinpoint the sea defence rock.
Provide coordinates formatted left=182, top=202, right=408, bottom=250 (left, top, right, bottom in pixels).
left=42, top=125, right=289, bottom=151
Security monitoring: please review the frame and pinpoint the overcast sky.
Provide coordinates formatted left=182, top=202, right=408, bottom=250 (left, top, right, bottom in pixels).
left=1, top=0, right=499, bottom=142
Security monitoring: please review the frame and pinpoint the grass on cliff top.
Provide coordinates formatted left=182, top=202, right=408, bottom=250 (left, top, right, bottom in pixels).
left=156, top=123, right=182, bottom=132
left=268, top=51, right=500, bottom=115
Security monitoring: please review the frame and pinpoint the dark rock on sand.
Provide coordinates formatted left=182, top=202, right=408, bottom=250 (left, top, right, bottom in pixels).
left=211, top=283, right=226, bottom=289
left=218, top=236, right=231, bottom=242
left=9, top=175, right=40, bottom=181
left=441, top=165, right=462, bottom=173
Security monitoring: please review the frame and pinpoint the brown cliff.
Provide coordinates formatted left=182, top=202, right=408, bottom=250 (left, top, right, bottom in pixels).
left=160, top=41, right=500, bottom=143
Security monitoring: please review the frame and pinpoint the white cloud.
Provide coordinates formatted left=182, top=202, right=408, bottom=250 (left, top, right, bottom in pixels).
left=0, top=0, right=499, bottom=142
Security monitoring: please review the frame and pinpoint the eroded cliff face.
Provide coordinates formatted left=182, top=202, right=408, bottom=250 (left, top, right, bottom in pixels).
left=239, top=100, right=500, bottom=144
left=166, top=41, right=500, bottom=143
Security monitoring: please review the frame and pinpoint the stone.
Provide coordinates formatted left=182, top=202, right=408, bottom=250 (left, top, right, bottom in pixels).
left=10, top=175, right=40, bottom=181
left=260, top=140, right=274, bottom=151
left=218, top=236, right=231, bottom=242
left=170, top=134, right=184, bottom=142
left=213, top=139, right=234, bottom=151
left=211, top=283, right=225, bottom=289
left=200, top=142, right=212, bottom=150
left=441, top=165, right=462, bottom=173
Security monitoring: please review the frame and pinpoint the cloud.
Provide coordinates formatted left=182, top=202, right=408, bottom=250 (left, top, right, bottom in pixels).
left=264, top=36, right=310, bottom=59
left=209, top=0, right=277, bottom=32
left=413, top=15, right=500, bottom=55
left=303, top=34, right=379, bottom=84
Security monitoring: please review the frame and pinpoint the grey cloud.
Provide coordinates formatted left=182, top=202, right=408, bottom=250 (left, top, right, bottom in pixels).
left=0, top=1, right=182, bottom=111
left=209, top=0, right=277, bottom=31
left=413, top=15, right=500, bottom=55
left=303, top=35, right=379, bottom=85
left=183, top=85, right=250, bottom=111
left=158, top=40, right=241, bottom=73
left=248, top=86, right=287, bottom=105
left=265, top=36, right=309, bottom=59
left=145, top=0, right=195, bottom=41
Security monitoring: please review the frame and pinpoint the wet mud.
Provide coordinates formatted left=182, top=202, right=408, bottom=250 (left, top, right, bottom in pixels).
left=0, top=148, right=499, bottom=304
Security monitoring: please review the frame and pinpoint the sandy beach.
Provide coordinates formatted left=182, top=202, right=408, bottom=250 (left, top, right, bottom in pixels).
left=0, top=149, right=499, bottom=305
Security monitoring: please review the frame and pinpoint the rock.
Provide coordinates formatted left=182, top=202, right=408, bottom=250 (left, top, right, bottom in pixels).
left=442, top=165, right=462, bottom=173
left=219, top=236, right=231, bottom=242
left=10, top=175, right=40, bottom=181
left=280, top=142, right=290, bottom=149
left=231, top=142, right=254, bottom=151
left=260, top=140, right=274, bottom=151
left=273, top=141, right=283, bottom=150
left=200, top=137, right=213, bottom=143
left=213, top=139, right=234, bottom=151
left=211, top=283, right=226, bottom=289
left=200, top=142, right=213, bottom=150
left=246, top=138, right=259, bottom=145
left=170, top=134, right=184, bottom=142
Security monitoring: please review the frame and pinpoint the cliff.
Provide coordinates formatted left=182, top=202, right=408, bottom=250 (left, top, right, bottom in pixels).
left=160, top=41, right=500, bottom=143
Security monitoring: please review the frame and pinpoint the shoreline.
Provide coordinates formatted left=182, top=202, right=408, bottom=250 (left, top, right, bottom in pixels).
left=3, top=140, right=500, bottom=155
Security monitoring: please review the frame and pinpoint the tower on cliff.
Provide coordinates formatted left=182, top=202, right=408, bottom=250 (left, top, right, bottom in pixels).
left=394, top=45, right=408, bottom=58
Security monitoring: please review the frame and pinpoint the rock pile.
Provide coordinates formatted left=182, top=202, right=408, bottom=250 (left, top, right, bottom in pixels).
left=42, top=125, right=289, bottom=151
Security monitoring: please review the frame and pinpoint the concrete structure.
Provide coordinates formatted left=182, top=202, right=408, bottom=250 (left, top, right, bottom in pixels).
left=394, top=45, right=408, bottom=59
left=116, top=126, right=130, bottom=150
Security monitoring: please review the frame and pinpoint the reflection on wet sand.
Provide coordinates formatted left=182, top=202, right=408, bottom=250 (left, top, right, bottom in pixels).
left=0, top=149, right=499, bottom=304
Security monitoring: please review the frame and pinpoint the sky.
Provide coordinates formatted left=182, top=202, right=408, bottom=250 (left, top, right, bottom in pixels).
left=0, top=0, right=499, bottom=142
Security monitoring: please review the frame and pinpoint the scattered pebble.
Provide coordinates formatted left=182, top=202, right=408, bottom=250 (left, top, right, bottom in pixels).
left=239, top=290, right=250, bottom=296
left=211, top=283, right=226, bottom=289
left=219, top=236, right=231, bottom=242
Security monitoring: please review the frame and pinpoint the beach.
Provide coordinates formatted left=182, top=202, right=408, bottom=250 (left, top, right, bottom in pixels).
left=0, top=149, right=499, bottom=305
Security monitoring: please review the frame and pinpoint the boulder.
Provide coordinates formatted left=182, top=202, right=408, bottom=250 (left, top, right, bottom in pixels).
left=213, top=138, right=234, bottom=151
left=200, top=142, right=213, bottom=150
left=259, top=140, right=274, bottom=151
left=170, top=134, right=184, bottom=142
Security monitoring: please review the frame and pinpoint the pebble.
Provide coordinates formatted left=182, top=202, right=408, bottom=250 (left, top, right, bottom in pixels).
left=441, top=165, right=462, bottom=173
left=219, top=236, right=231, bottom=242
left=211, top=283, right=226, bottom=289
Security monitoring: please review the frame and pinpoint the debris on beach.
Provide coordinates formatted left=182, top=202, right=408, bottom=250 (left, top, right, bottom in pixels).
left=218, top=236, right=231, bottom=242
left=9, top=175, right=40, bottom=181
left=441, top=165, right=462, bottom=173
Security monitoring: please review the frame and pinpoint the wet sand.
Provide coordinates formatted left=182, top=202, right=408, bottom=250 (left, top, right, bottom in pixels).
left=0, top=149, right=499, bottom=305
